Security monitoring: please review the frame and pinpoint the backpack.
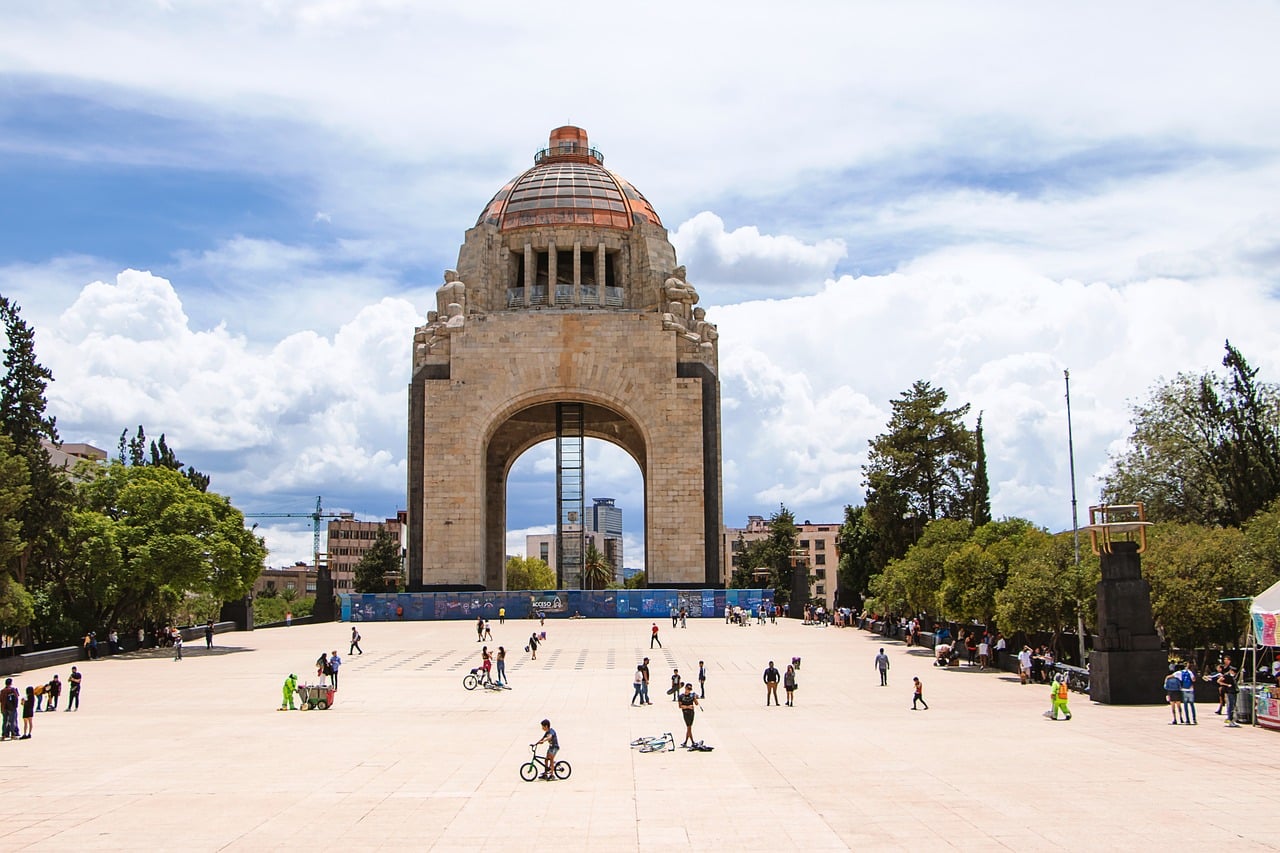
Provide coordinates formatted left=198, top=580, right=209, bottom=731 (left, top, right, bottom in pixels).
left=1055, top=681, right=1068, bottom=700
left=1179, top=670, right=1193, bottom=689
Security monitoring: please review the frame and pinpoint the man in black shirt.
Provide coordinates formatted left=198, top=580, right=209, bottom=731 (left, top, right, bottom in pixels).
left=66, top=667, right=82, bottom=711
left=678, top=684, right=701, bottom=746
left=763, top=661, right=781, bottom=706
left=639, top=658, right=652, bottom=705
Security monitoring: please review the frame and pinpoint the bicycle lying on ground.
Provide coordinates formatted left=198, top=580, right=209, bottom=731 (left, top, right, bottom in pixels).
left=519, top=744, right=572, bottom=781
left=630, top=732, right=675, bottom=753
left=462, top=668, right=508, bottom=691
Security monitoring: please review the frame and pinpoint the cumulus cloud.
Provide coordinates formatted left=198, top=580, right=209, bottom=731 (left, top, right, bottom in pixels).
left=714, top=253, right=1280, bottom=532
left=37, top=270, right=422, bottom=563
left=670, top=212, right=846, bottom=299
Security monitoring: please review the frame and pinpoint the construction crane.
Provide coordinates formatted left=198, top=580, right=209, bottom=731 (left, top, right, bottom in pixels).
left=245, top=496, right=347, bottom=570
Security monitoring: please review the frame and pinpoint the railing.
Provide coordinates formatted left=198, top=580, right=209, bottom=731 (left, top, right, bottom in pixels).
left=534, top=144, right=604, bottom=166
left=605, top=287, right=624, bottom=307
left=555, top=284, right=574, bottom=305
left=530, top=286, right=548, bottom=306
left=579, top=284, right=598, bottom=303
left=503, top=285, right=621, bottom=310
left=507, top=288, right=524, bottom=308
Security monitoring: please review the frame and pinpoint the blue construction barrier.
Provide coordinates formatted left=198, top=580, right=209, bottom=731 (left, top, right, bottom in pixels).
left=339, top=589, right=774, bottom=622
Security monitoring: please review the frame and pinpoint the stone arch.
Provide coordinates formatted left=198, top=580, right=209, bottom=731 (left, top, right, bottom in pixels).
left=482, top=390, right=650, bottom=590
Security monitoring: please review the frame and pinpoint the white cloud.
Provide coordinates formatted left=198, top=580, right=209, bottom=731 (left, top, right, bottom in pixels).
left=671, top=212, right=846, bottom=297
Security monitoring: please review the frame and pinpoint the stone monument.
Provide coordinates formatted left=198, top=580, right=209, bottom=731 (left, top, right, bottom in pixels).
left=1087, top=503, right=1167, bottom=704
left=407, top=127, right=723, bottom=591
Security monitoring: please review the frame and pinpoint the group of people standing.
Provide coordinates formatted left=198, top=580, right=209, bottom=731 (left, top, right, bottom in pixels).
left=1, top=667, right=83, bottom=741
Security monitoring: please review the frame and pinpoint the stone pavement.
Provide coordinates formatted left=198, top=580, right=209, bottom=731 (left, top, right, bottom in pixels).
left=1, top=616, right=1277, bottom=851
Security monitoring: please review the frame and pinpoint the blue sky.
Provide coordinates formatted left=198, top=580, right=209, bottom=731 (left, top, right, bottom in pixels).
left=3, top=1, right=1280, bottom=567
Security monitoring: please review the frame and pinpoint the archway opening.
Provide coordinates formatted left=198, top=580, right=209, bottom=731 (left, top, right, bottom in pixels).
left=504, top=438, right=644, bottom=590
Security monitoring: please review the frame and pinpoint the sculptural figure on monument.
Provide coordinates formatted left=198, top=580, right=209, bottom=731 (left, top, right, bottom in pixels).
left=436, top=269, right=467, bottom=319
left=692, top=306, right=718, bottom=352
left=413, top=310, right=442, bottom=365
left=662, top=301, right=701, bottom=343
left=662, top=265, right=698, bottom=312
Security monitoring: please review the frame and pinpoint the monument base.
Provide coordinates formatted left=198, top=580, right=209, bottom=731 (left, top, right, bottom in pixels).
left=1089, top=649, right=1168, bottom=704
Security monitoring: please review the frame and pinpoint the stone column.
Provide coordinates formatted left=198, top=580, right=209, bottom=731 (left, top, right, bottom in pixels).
left=573, top=241, right=581, bottom=305
left=597, top=243, right=607, bottom=305
left=523, top=243, right=533, bottom=307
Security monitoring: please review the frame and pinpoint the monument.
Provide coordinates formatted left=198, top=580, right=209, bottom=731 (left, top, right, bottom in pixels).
left=407, top=127, right=723, bottom=591
left=1087, top=503, right=1167, bottom=704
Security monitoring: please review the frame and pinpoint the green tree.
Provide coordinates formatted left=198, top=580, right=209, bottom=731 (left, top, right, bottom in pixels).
left=118, top=425, right=211, bottom=492
left=863, top=381, right=977, bottom=568
left=867, top=518, right=969, bottom=615
left=835, top=504, right=877, bottom=606
left=353, top=526, right=403, bottom=592
left=0, top=436, right=33, bottom=634
left=505, top=555, right=555, bottom=590
left=940, top=518, right=1046, bottom=625
left=972, top=413, right=992, bottom=527
left=1141, top=522, right=1258, bottom=649
left=583, top=542, right=613, bottom=590
left=624, top=570, right=647, bottom=589
left=0, top=296, right=58, bottom=454
left=49, top=462, right=265, bottom=630
left=994, top=536, right=1090, bottom=638
left=1102, top=342, right=1280, bottom=527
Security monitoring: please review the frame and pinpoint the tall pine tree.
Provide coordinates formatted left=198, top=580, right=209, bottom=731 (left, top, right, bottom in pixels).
left=972, top=412, right=992, bottom=527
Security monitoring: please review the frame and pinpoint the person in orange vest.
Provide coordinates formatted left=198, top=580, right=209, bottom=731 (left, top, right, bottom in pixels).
left=1049, top=674, right=1072, bottom=720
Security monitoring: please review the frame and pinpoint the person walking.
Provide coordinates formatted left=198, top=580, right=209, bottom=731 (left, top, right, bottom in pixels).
left=1179, top=662, right=1197, bottom=724
left=476, top=617, right=485, bottom=642
left=1018, top=646, right=1033, bottom=684
left=483, top=620, right=493, bottom=641
left=280, top=673, right=298, bottom=711
left=670, top=668, right=683, bottom=702
left=173, top=633, right=183, bottom=661
left=650, top=622, right=662, bottom=648
left=528, top=633, right=539, bottom=660
left=65, top=667, right=82, bottom=711
left=329, top=651, right=341, bottom=689
left=640, top=657, right=652, bottom=704
left=496, top=646, right=507, bottom=686
left=0, top=679, right=19, bottom=739
left=977, top=636, right=990, bottom=671
left=20, top=686, right=35, bottom=739
left=763, top=661, right=781, bottom=706
left=875, top=648, right=891, bottom=686
left=783, top=663, right=797, bottom=706
left=678, top=684, right=701, bottom=746
left=1048, top=675, right=1072, bottom=720
left=632, top=665, right=646, bottom=705
left=912, top=676, right=929, bottom=710
left=1164, top=669, right=1184, bottom=724
left=350, top=627, right=363, bottom=655
left=205, top=620, right=214, bottom=649
left=698, top=660, right=707, bottom=698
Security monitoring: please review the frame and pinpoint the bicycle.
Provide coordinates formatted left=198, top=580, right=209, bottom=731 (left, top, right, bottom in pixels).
left=630, top=732, right=675, bottom=753
left=462, top=667, right=505, bottom=691
left=519, top=743, right=572, bottom=781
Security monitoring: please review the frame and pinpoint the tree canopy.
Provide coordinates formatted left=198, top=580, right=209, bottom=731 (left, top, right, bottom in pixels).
left=49, top=462, right=265, bottom=631
left=863, top=381, right=977, bottom=567
left=352, top=526, right=403, bottom=593
left=1102, top=341, right=1280, bottom=527
left=505, top=555, right=555, bottom=590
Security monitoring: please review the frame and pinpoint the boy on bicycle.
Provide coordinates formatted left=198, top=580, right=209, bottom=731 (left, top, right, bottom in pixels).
left=535, top=719, right=559, bottom=780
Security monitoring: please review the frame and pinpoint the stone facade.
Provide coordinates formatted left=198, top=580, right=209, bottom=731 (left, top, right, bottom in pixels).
left=407, top=127, right=722, bottom=591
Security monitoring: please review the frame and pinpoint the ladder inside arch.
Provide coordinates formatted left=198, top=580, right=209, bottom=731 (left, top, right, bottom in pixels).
left=556, top=402, right=585, bottom=590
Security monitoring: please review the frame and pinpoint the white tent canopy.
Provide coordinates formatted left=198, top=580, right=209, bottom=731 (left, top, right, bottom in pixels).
left=1252, top=578, right=1280, bottom=618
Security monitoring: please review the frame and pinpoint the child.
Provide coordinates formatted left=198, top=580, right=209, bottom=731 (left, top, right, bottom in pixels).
left=912, top=676, right=929, bottom=710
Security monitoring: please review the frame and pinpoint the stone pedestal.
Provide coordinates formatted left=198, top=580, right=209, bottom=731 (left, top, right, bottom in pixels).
left=1088, top=541, right=1166, bottom=704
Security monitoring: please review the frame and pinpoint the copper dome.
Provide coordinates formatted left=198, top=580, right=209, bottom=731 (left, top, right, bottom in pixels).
left=477, top=127, right=662, bottom=231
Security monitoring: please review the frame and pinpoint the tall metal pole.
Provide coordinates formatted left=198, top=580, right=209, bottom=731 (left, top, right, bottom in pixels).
left=1065, top=370, right=1086, bottom=664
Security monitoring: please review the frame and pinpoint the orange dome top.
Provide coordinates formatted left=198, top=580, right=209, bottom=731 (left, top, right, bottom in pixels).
left=477, top=127, right=662, bottom=231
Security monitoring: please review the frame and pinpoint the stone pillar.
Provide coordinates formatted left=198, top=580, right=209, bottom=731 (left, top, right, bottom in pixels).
left=1089, top=540, right=1167, bottom=704
left=548, top=240, right=557, bottom=303
left=573, top=241, right=581, bottom=304
left=523, top=243, right=533, bottom=306
left=596, top=244, right=607, bottom=305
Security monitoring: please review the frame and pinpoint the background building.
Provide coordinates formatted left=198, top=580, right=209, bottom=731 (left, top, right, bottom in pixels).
left=526, top=497, right=625, bottom=585
left=326, top=510, right=407, bottom=592
left=253, top=563, right=316, bottom=598
left=721, top=516, right=841, bottom=606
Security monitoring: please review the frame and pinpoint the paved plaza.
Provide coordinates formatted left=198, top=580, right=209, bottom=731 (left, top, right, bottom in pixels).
left=1, top=616, right=1277, bottom=851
